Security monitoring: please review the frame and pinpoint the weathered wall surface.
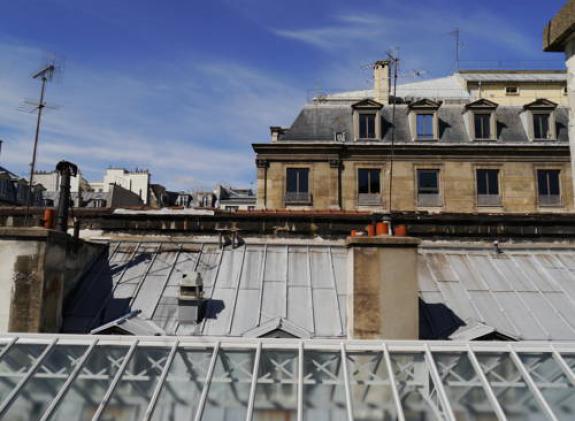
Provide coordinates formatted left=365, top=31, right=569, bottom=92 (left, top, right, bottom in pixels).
left=259, top=158, right=574, bottom=214
left=0, top=228, right=105, bottom=333
left=347, top=236, right=420, bottom=340
left=467, top=83, right=568, bottom=106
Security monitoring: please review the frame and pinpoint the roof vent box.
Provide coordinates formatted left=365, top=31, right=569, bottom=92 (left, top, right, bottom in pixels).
left=178, top=272, right=206, bottom=323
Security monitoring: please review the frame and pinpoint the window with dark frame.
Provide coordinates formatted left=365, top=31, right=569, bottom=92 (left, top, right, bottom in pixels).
left=286, top=168, right=309, bottom=193
left=505, top=86, right=518, bottom=95
left=358, top=113, right=376, bottom=139
left=416, top=114, right=434, bottom=139
left=476, top=169, right=499, bottom=195
left=358, top=169, right=380, bottom=194
left=476, top=169, right=501, bottom=206
left=537, top=170, right=561, bottom=206
left=474, top=113, right=491, bottom=139
left=533, top=113, right=551, bottom=139
left=416, top=169, right=441, bottom=207
left=417, top=169, right=439, bottom=194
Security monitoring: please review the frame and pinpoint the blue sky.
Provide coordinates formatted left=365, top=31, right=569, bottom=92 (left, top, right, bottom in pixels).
left=0, top=0, right=567, bottom=190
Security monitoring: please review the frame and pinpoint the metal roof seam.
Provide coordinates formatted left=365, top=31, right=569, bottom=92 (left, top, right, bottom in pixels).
left=226, top=246, right=247, bottom=335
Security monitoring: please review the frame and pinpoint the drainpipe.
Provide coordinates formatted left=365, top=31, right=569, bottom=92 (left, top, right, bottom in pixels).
left=257, top=159, right=269, bottom=209
left=330, top=158, right=342, bottom=209
left=55, top=160, right=78, bottom=233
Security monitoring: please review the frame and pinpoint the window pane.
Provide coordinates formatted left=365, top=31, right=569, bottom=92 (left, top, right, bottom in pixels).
left=358, top=169, right=380, bottom=194
left=150, top=347, right=213, bottom=421
left=417, top=114, right=434, bottom=138
left=360, top=114, right=375, bottom=138
left=474, top=114, right=491, bottom=139
left=417, top=170, right=439, bottom=194
left=534, top=114, right=550, bottom=139
left=538, top=170, right=560, bottom=196
left=286, top=169, right=298, bottom=193
left=298, top=169, right=309, bottom=193
left=100, top=346, right=171, bottom=420
left=358, top=169, right=369, bottom=194
left=302, top=351, right=347, bottom=421
left=346, top=351, right=397, bottom=420
left=2, top=344, right=89, bottom=421
left=432, top=352, right=501, bottom=420
left=286, top=169, right=308, bottom=194
left=50, top=345, right=132, bottom=420
left=204, top=349, right=255, bottom=419
left=253, top=350, right=298, bottom=421
left=477, top=169, right=499, bottom=195
left=369, top=170, right=380, bottom=194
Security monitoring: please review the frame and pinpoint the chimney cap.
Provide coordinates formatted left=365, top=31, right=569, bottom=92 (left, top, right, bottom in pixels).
left=374, top=60, right=391, bottom=68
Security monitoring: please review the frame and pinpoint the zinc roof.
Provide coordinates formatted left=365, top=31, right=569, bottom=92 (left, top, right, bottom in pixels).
left=63, top=239, right=347, bottom=338
left=457, top=71, right=567, bottom=83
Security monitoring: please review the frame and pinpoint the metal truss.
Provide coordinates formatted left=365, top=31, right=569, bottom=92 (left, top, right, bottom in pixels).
left=0, top=334, right=574, bottom=420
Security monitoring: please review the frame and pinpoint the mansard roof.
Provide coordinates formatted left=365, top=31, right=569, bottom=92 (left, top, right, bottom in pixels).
left=276, top=102, right=569, bottom=143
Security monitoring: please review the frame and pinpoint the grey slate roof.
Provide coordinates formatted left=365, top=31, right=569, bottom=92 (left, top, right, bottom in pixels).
left=63, top=238, right=575, bottom=342
left=280, top=103, right=569, bottom=143
left=63, top=240, right=347, bottom=338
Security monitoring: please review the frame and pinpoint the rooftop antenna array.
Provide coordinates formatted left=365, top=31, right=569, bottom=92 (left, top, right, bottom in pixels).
left=25, top=63, right=56, bottom=220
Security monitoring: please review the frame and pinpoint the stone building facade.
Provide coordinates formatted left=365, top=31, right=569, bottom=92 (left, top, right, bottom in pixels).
left=254, top=62, right=573, bottom=213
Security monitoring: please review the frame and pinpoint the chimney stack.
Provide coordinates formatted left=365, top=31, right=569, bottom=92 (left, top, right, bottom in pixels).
left=178, top=272, right=206, bottom=323
left=373, top=60, right=391, bottom=104
left=346, top=235, right=420, bottom=339
left=55, top=160, right=78, bottom=233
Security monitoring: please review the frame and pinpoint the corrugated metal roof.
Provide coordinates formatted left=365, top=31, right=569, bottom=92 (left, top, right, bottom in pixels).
left=419, top=245, right=575, bottom=341
left=63, top=240, right=347, bottom=338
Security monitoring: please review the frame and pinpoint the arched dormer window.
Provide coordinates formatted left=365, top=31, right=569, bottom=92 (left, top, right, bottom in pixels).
left=522, top=99, right=558, bottom=141
left=408, top=99, right=441, bottom=141
left=352, top=99, right=383, bottom=141
left=464, top=99, right=498, bottom=141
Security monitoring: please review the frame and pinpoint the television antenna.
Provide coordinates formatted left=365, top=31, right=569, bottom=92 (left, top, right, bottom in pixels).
left=449, top=28, right=462, bottom=70
left=25, top=63, right=56, bottom=219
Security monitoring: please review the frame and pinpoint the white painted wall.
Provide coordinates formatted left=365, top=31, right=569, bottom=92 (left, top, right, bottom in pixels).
left=33, top=172, right=81, bottom=193
left=90, top=169, right=150, bottom=204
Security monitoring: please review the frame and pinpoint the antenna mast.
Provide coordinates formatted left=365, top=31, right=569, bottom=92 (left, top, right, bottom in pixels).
left=26, top=64, right=55, bottom=219
left=387, top=50, right=399, bottom=216
left=450, top=28, right=461, bottom=70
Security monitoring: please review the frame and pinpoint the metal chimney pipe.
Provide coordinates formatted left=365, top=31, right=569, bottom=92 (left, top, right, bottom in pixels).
left=55, top=160, right=78, bottom=233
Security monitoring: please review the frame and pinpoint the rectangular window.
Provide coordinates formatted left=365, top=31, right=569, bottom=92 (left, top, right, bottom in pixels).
left=505, top=86, right=518, bottom=95
left=533, top=114, right=550, bottom=139
left=358, top=169, right=380, bottom=194
left=358, top=169, right=381, bottom=206
left=285, top=168, right=311, bottom=205
left=359, top=113, right=376, bottom=139
left=537, top=170, right=561, bottom=206
left=416, top=114, right=434, bottom=139
left=476, top=169, right=501, bottom=206
left=474, top=113, right=491, bottom=139
left=417, top=169, right=441, bottom=207
left=286, top=168, right=309, bottom=193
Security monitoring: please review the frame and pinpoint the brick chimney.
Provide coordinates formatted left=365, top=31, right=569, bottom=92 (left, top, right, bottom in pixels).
left=346, top=236, right=420, bottom=339
left=373, top=60, right=391, bottom=104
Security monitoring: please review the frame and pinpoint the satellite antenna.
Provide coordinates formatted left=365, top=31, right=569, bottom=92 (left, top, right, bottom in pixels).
left=25, top=63, right=57, bottom=220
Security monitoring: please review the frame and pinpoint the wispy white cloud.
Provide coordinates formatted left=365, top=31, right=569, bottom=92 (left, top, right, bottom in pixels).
left=0, top=39, right=304, bottom=190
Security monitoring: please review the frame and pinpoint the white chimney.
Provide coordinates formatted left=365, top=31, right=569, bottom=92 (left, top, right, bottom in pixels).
left=373, top=60, right=391, bottom=104
left=178, top=272, right=205, bottom=323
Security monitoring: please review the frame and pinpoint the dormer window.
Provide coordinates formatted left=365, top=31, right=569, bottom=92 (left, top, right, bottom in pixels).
left=523, top=99, right=557, bottom=141
left=352, top=99, right=383, bottom=141
left=474, top=113, right=491, bottom=139
left=464, top=99, right=498, bottom=141
left=408, top=99, right=440, bottom=141
left=359, top=113, right=376, bottom=139
left=533, top=113, right=551, bottom=139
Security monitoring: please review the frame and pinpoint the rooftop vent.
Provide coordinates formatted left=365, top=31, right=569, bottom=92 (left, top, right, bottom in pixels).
left=178, top=272, right=206, bottom=323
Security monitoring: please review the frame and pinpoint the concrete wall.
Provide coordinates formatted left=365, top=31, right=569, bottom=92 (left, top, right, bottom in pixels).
left=259, top=158, right=574, bottom=214
left=467, top=83, right=568, bottom=106
left=0, top=228, right=105, bottom=333
left=347, top=236, right=420, bottom=339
